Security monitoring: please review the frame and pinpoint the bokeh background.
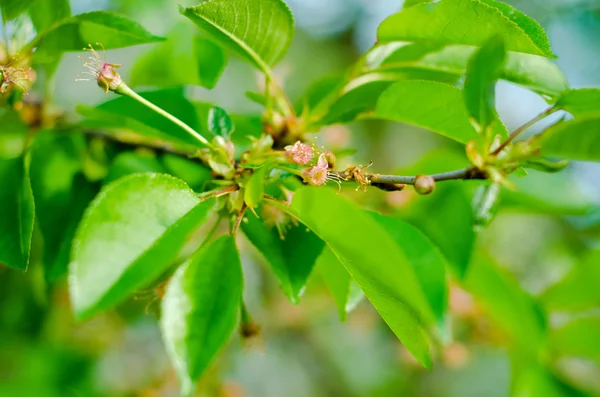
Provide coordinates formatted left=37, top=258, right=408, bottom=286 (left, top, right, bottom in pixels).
left=1, top=0, right=600, bottom=396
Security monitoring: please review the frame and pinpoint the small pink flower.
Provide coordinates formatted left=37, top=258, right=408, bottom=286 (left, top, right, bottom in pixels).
left=284, top=141, right=314, bottom=165
left=76, top=43, right=122, bottom=93
left=302, top=153, right=329, bottom=186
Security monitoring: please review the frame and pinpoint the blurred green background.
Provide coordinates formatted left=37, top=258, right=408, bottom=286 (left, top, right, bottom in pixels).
left=1, top=0, right=600, bottom=396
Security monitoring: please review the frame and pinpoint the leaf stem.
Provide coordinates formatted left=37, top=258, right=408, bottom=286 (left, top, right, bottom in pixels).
left=491, top=106, right=556, bottom=155
left=115, top=83, right=211, bottom=148
left=231, top=202, right=247, bottom=236
left=198, top=184, right=239, bottom=202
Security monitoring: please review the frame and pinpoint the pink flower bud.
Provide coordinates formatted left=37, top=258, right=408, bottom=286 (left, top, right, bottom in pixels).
left=76, top=43, right=123, bottom=93
left=284, top=141, right=314, bottom=165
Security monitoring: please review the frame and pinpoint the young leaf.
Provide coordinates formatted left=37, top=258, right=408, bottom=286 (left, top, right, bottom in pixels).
left=371, top=213, right=449, bottom=326
left=375, top=80, right=479, bottom=143
left=0, top=156, right=34, bottom=271
left=242, top=211, right=324, bottom=303
left=161, top=235, right=243, bottom=396
left=69, top=173, right=214, bottom=320
left=317, top=246, right=364, bottom=321
left=539, top=115, right=600, bottom=162
left=244, top=164, right=270, bottom=210
left=277, top=187, right=435, bottom=367
left=32, top=11, right=165, bottom=62
left=378, top=0, right=555, bottom=58
left=555, top=89, right=600, bottom=117
left=464, top=36, right=506, bottom=131
left=179, top=0, right=295, bottom=75
left=208, top=107, right=234, bottom=138
left=1, top=0, right=35, bottom=22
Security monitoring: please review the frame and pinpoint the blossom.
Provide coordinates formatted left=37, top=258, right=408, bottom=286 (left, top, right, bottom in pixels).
left=76, top=43, right=122, bottom=93
left=302, top=153, right=329, bottom=186
left=284, top=141, right=314, bottom=165
left=0, top=65, right=34, bottom=94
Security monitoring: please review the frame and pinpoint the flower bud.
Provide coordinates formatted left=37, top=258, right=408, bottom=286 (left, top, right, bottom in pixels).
left=284, top=141, right=314, bottom=165
left=414, top=174, right=435, bottom=195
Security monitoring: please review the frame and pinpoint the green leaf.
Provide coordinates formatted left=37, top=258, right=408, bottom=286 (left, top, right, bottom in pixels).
left=550, top=316, right=600, bottom=363
left=69, top=173, right=214, bottom=320
left=278, top=187, right=434, bottom=367
left=162, top=154, right=213, bottom=191
left=541, top=250, right=600, bottom=311
left=179, top=0, right=295, bottom=75
left=464, top=36, right=506, bottom=131
left=465, top=255, right=546, bottom=353
left=0, top=155, right=34, bottom=271
left=377, top=0, right=555, bottom=58
left=29, top=0, right=71, bottom=32
left=208, top=107, right=234, bottom=138
left=104, top=151, right=167, bottom=184
left=242, top=210, right=324, bottom=304
left=539, top=115, right=600, bottom=161
left=403, top=0, right=432, bottom=8
left=369, top=43, right=569, bottom=99
left=375, top=80, right=479, bottom=143
left=371, top=213, right=448, bottom=326
left=32, top=11, right=165, bottom=62
left=244, top=164, right=271, bottom=210
left=160, top=235, right=243, bottom=396
left=29, top=131, right=98, bottom=280
left=130, top=23, right=228, bottom=90
left=1, top=0, right=35, bottom=22
left=194, top=36, right=228, bottom=89
left=555, top=89, right=600, bottom=117
left=317, top=246, right=364, bottom=321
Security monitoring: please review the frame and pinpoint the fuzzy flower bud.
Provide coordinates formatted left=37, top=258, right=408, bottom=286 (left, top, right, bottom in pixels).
left=285, top=141, right=314, bottom=165
left=414, top=174, right=435, bottom=195
left=76, top=43, right=122, bottom=93
left=302, top=153, right=329, bottom=186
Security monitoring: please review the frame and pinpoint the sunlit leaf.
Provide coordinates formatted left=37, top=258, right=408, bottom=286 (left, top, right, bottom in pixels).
left=378, top=0, right=555, bottom=58
left=539, top=115, right=600, bottom=161
left=375, top=80, right=478, bottom=143
left=29, top=0, right=70, bottom=32
left=555, top=88, right=600, bottom=117
left=69, top=173, right=214, bottom=320
left=179, top=0, right=295, bottom=75
left=161, top=235, right=243, bottom=396
left=371, top=213, right=448, bottom=326
left=32, top=11, right=165, bottom=62
left=276, top=187, right=435, bottom=367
